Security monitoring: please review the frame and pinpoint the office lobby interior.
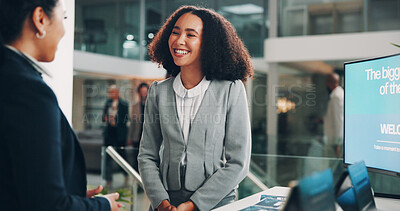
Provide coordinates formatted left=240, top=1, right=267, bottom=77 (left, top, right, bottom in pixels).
left=41, top=0, right=400, bottom=210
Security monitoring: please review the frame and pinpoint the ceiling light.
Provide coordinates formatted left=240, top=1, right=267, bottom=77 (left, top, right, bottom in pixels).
left=221, top=4, right=263, bottom=15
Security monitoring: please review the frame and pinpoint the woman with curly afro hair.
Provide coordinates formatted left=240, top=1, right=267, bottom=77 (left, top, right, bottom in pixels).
left=138, top=5, right=253, bottom=211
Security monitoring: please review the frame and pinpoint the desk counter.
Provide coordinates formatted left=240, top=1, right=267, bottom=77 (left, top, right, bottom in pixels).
left=213, top=187, right=400, bottom=211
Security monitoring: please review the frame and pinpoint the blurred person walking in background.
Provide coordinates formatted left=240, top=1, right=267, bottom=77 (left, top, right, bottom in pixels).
left=103, top=85, right=129, bottom=188
left=324, top=73, right=344, bottom=159
left=128, top=82, right=149, bottom=172
left=322, top=73, right=344, bottom=179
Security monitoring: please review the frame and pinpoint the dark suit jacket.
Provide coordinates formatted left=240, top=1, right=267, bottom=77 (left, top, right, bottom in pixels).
left=0, top=47, right=110, bottom=211
left=102, top=98, right=128, bottom=146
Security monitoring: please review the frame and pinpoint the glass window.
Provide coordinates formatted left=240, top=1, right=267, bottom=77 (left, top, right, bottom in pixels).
left=245, top=63, right=345, bottom=192
left=144, top=0, right=164, bottom=60
left=122, top=3, right=142, bottom=59
left=76, top=0, right=269, bottom=59
left=217, top=0, right=268, bottom=57
left=279, top=0, right=400, bottom=36
left=75, top=0, right=141, bottom=58
left=243, top=61, right=400, bottom=198
left=368, top=0, right=400, bottom=31
left=251, top=72, right=268, bottom=154
left=72, top=77, right=134, bottom=131
left=275, top=69, right=339, bottom=181
left=167, top=0, right=215, bottom=12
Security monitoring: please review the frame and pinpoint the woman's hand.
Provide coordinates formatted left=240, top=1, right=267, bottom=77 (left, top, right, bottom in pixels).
left=87, top=186, right=122, bottom=210
left=158, top=200, right=177, bottom=211
left=176, top=201, right=196, bottom=211
left=104, top=193, right=123, bottom=211
left=86, top=185, right=103, bottom=198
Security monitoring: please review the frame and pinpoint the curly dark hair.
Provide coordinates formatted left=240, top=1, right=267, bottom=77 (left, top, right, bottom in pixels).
left=148, top=5, right=253, bottom=82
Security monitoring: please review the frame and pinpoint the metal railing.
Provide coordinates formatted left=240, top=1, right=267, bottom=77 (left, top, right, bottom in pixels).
left=106, top=146, right=269, bottom=190
left=105, top=146, right=143, bottom=187
left=105, top=146, right=143, bottom=211
left=247, top=171, right=269, bottom=191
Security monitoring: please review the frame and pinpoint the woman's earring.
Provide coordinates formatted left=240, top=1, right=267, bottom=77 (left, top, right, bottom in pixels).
left=36, top=31, right=46, bottom=39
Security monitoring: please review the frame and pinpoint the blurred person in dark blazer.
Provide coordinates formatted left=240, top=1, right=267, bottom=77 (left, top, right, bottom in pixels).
left=127, top=82, right=149, bottom=172
left=102, top=85, right=129, bottom=187
left=0, top=0, right=121, bottom=210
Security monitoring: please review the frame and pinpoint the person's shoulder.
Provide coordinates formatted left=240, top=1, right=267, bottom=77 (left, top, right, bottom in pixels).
left=331, top=86, right=344, bottom=98
left=0, top=49, right=39, bottom=82
left=211, top=79, right=244, bottom=91
left=153, top=77, right=174, bottom=87
left=0, top=51, right=54, bottom=100
left=131, top=101, right=141, bottom=109
left=212, top=79, right=243, bottom=85
left=148, top=77, right=174, bottom=94
left=119, top=98, right=129, bottom=106
left=105, top=98, right=112, bottom=105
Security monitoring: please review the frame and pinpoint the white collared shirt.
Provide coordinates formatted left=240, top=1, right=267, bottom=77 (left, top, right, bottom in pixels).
left=173, top=73, right=210, bottom=167
left=5, top=45, right=52, bottom=78
left=173, top=72, right=210, bottom=144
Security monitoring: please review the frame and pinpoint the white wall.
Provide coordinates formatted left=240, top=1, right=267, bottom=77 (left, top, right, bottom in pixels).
left=265, top=30, right=400, bottom=62
left=42, top=0, right=75, bottom=122
left=74, top=50, right=167, bottom=78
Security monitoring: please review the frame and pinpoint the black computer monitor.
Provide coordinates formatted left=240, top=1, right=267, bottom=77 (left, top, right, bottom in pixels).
left=344, top=53, right=400, bottom=178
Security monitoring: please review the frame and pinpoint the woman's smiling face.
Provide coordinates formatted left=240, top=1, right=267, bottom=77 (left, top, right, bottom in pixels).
left=168, top=12, right=203, bottom=70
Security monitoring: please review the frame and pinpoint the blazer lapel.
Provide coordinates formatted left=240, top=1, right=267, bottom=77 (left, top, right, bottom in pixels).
left=188, top=81, right=214, bottom=140
left=166, top=81, right=186, bottom=144
left=166, top=79, right=214, bottom=144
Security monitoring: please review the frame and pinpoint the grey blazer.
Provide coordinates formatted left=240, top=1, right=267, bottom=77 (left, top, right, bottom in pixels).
left=138, top=78, right=251, bottom=211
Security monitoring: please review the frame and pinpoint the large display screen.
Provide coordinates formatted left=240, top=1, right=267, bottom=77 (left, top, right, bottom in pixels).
left=344, top=54, right=400, bottom=176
